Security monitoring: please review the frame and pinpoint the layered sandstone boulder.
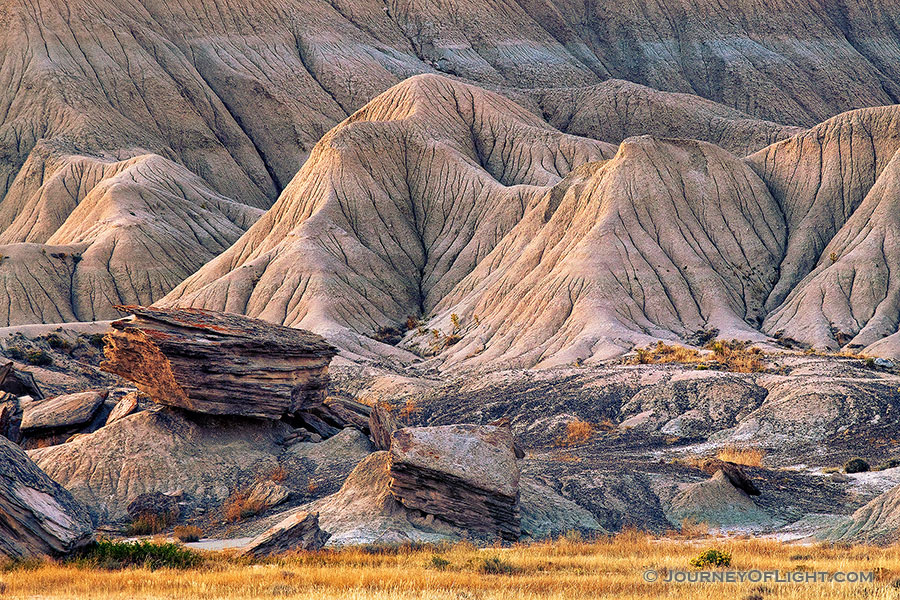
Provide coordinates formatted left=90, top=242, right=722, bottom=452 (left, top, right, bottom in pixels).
left=0, top=436, right=93, bottom=558
left=240, top=511, right=329, bottom=557
left=388, top=424, right=521, bottom=541
left=101, top=306, right=338, bottom=419
left=19, top=391, right=108, bottom=448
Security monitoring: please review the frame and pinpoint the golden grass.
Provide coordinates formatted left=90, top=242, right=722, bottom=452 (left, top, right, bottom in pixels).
left=4, top=534, right=900, bottom=599
left=557, top=419, right=597, bottom=447
left=717, top=446, right=767, bottom=467
left=222, top=489, right=266, bottom=523
left=627, top=340, right=767, bottom=373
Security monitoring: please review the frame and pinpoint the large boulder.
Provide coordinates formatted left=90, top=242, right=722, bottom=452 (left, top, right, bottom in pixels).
left=0, top=392, right=22, bottom=442
left=240, top=511, right=329, bottom=557
left=19, top=391, right=108, bottom=448
left=0, top=435, right=93, bottom=558
left=389, top=424, right=521, bottom=541
left=101, top=306, right=338, bottom=419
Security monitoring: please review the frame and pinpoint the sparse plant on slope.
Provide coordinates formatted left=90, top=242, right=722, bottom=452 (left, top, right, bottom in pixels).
left=717, top=446, right=766, bottom=467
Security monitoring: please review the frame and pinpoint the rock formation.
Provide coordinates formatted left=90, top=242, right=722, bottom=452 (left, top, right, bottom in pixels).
left=665, top=470, right=776, bottom=529
left=388, top=424, right=521, bottom=541
left=369, top=403, right=399, bottom=451
left=240, top=511, right=329, bottom=557
left=19, top=390, right=108, bottom=448
left=0, top=435, right=93, bottom=558
left=826, top=484, right=900, bottom=545
left=101, top=306, right=337, bottom=419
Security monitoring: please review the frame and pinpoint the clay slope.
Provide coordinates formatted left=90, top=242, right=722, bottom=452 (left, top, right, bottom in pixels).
left=753, top=107, right=900, bottom=352
left=160, top=75, right=614, bottom=356
left=0, top=154, right=261, bottom=325
left=425, top=137, right=785, bottom=368
left=526, top=80, right=804, bottom=155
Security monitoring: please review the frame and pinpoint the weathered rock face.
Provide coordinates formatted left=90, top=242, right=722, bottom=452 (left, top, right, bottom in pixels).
left=826, top=484, right=900, bottom=545
left=29, top=406, right=373, bottom=523
left=240, top=511, right=329, bottom=557
left=245, top=480, right=290, bottom=512
left=696, top=460, right=760, bottom=497
left=389, top=424, right=521, bottom=541
left=0, top=393, right=23, bottom=443
left=665, top=470, right=776, bottom=530
left=105, top=392, right=143, bottom=426
left=0, top=363, right=43, bottom=399
left=101, top=306, right=338, bottom=419
left=0, top=435, right=93, bottom=558
left=127, top=492, right=180, bottom=525
left=369, top=403, right=399, bottom=451
left=20, top=391, right=106, bottom=435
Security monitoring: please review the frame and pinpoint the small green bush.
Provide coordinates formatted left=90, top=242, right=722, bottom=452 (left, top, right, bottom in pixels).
left=844, top=457, right=870, bottom=474
left=428, top=555, right=451, bottom=570
left=45, top=334, right=71, bottom=351
left=74, top=539, right=201, bottom=570
left=5, top=346, right=25, bottom=360
left=479, top=556, right=519, bottom=575
left=690, top=548, right=732, bottom=569
left=24, top=350, right=52, bottom=366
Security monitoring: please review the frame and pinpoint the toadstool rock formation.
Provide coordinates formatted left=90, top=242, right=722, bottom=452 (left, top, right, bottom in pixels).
left=101, top=306, right=338, bottom=419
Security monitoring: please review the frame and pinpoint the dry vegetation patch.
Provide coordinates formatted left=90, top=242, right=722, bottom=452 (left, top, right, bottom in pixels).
left=628, top=340, right=767, bottom=373
left=3, top=534, right=899, bottom=599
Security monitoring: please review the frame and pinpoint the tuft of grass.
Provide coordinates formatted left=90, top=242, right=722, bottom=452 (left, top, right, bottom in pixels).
left=557, top=419, right=596, bottom=447
left=716, top=446, right=766, bottom=467
left=24, top=349, right=53, bottom=366
left=73, top=539, right=201, bottom=570
left=44, top=334, right=71, bottom=352
left=173, top=525, right=203, bottom=543
left=427, top=555, right=451, bottom=570
left=478, top=556, right=520, bottom=575
left=223, top=488, right=266, bottom=522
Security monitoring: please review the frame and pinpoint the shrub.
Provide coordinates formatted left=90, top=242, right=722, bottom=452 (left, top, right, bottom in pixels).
left=690, top=548, right=732, bottom=569
left=844, top=457, right=870, bottom=474
left=128, top=512, right=175, bottom=535
left=558, top=419, right=596, bottom=447
left=405, top=315, right=420, bottom=330
left=428, top=555, right=451, bottom=570
left=45, top=334, right=71, bottom=351
left=223, top=488, right=266, bottom=522
left=74, top=539, right=201, bottom=570
left=86, top=333, right=107, bottom=349
left=478, top=556, right=519, bottom=575
left=173, top=525, right=203, bottom=543
left=875, top=459, right=900, bottom=471
left=24, top=349, right=52, bottom=366
left=6, top=346, right=25, bottom=360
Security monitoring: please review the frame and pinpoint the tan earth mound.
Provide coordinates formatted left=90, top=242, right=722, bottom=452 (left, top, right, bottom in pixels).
left=160, top=75, right=613, bottom=357
left=826, top=484, right=900, bottom=545
left=527, top=80, right=804, bottom=155
left=0, top=154, right=262, bottom=325
left=426, top=136, right=784, bottom=367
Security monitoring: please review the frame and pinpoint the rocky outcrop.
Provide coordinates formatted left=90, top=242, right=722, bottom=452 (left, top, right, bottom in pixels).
left=240, top=511, right=329, bottom=557
left=0, top=363, right=43, bottom=399
left=19, top=391, right=107, bottom=443
left=245, top=481, right=290, bottom=512
left=666, top=471, right=776, bottom=529
left=389, top=424, right=521, bottom=541
left=105, top=393, right=142, bottom=426
left=696, top=460, right=760, bottom=497
left=101, top=306, right=338, bottom=419
left=0, top=393, right=23, bottom=443
left=369, top=403, right=399, bottom=451
left=29, top=406, right=373, bottom=524
left=0, top=435, right=93, bottom=558
left=127, top=492, right=180, bottom=525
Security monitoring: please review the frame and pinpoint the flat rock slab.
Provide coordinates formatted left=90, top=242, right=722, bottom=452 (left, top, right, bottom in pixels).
left=20, top=390, right=107, bottom=433
left=101, top=306, right=338, bottom=419
left=389, top=424, right=521, bottom=540
left=239, top=511, right=328, bottom=557
left=0, top=435, right=93, bottom=558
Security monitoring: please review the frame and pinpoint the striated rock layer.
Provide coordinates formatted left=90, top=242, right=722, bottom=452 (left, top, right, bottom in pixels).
left=101, top=306, right=337, bottom=419
left=0, top=436, right=93, bottom=558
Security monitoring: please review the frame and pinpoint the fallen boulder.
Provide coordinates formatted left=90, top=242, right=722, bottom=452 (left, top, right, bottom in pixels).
left=0, top=435, right=93, bottom=558
left=389, top=424, right=521, bottom=541
left=245, top=480, right=290, bottom=512
left=240, top=511, right=329, bottom=557
left=105, top=392, right=143, bottom=426
left=127, top=491, right=180, bottom=528
left=0, top=362, right=43, bottom=400
left=101, top=306, right=338, bottom=419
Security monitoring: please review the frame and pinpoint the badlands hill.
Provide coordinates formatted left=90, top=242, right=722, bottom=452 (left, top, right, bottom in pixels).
left=162, top=75, right=900, bottom=366
left=4, top=0, right=900, bottom=362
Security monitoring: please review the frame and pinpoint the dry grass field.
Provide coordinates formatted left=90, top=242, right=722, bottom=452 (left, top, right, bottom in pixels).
left=4, top=532, right=900, bottom=600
